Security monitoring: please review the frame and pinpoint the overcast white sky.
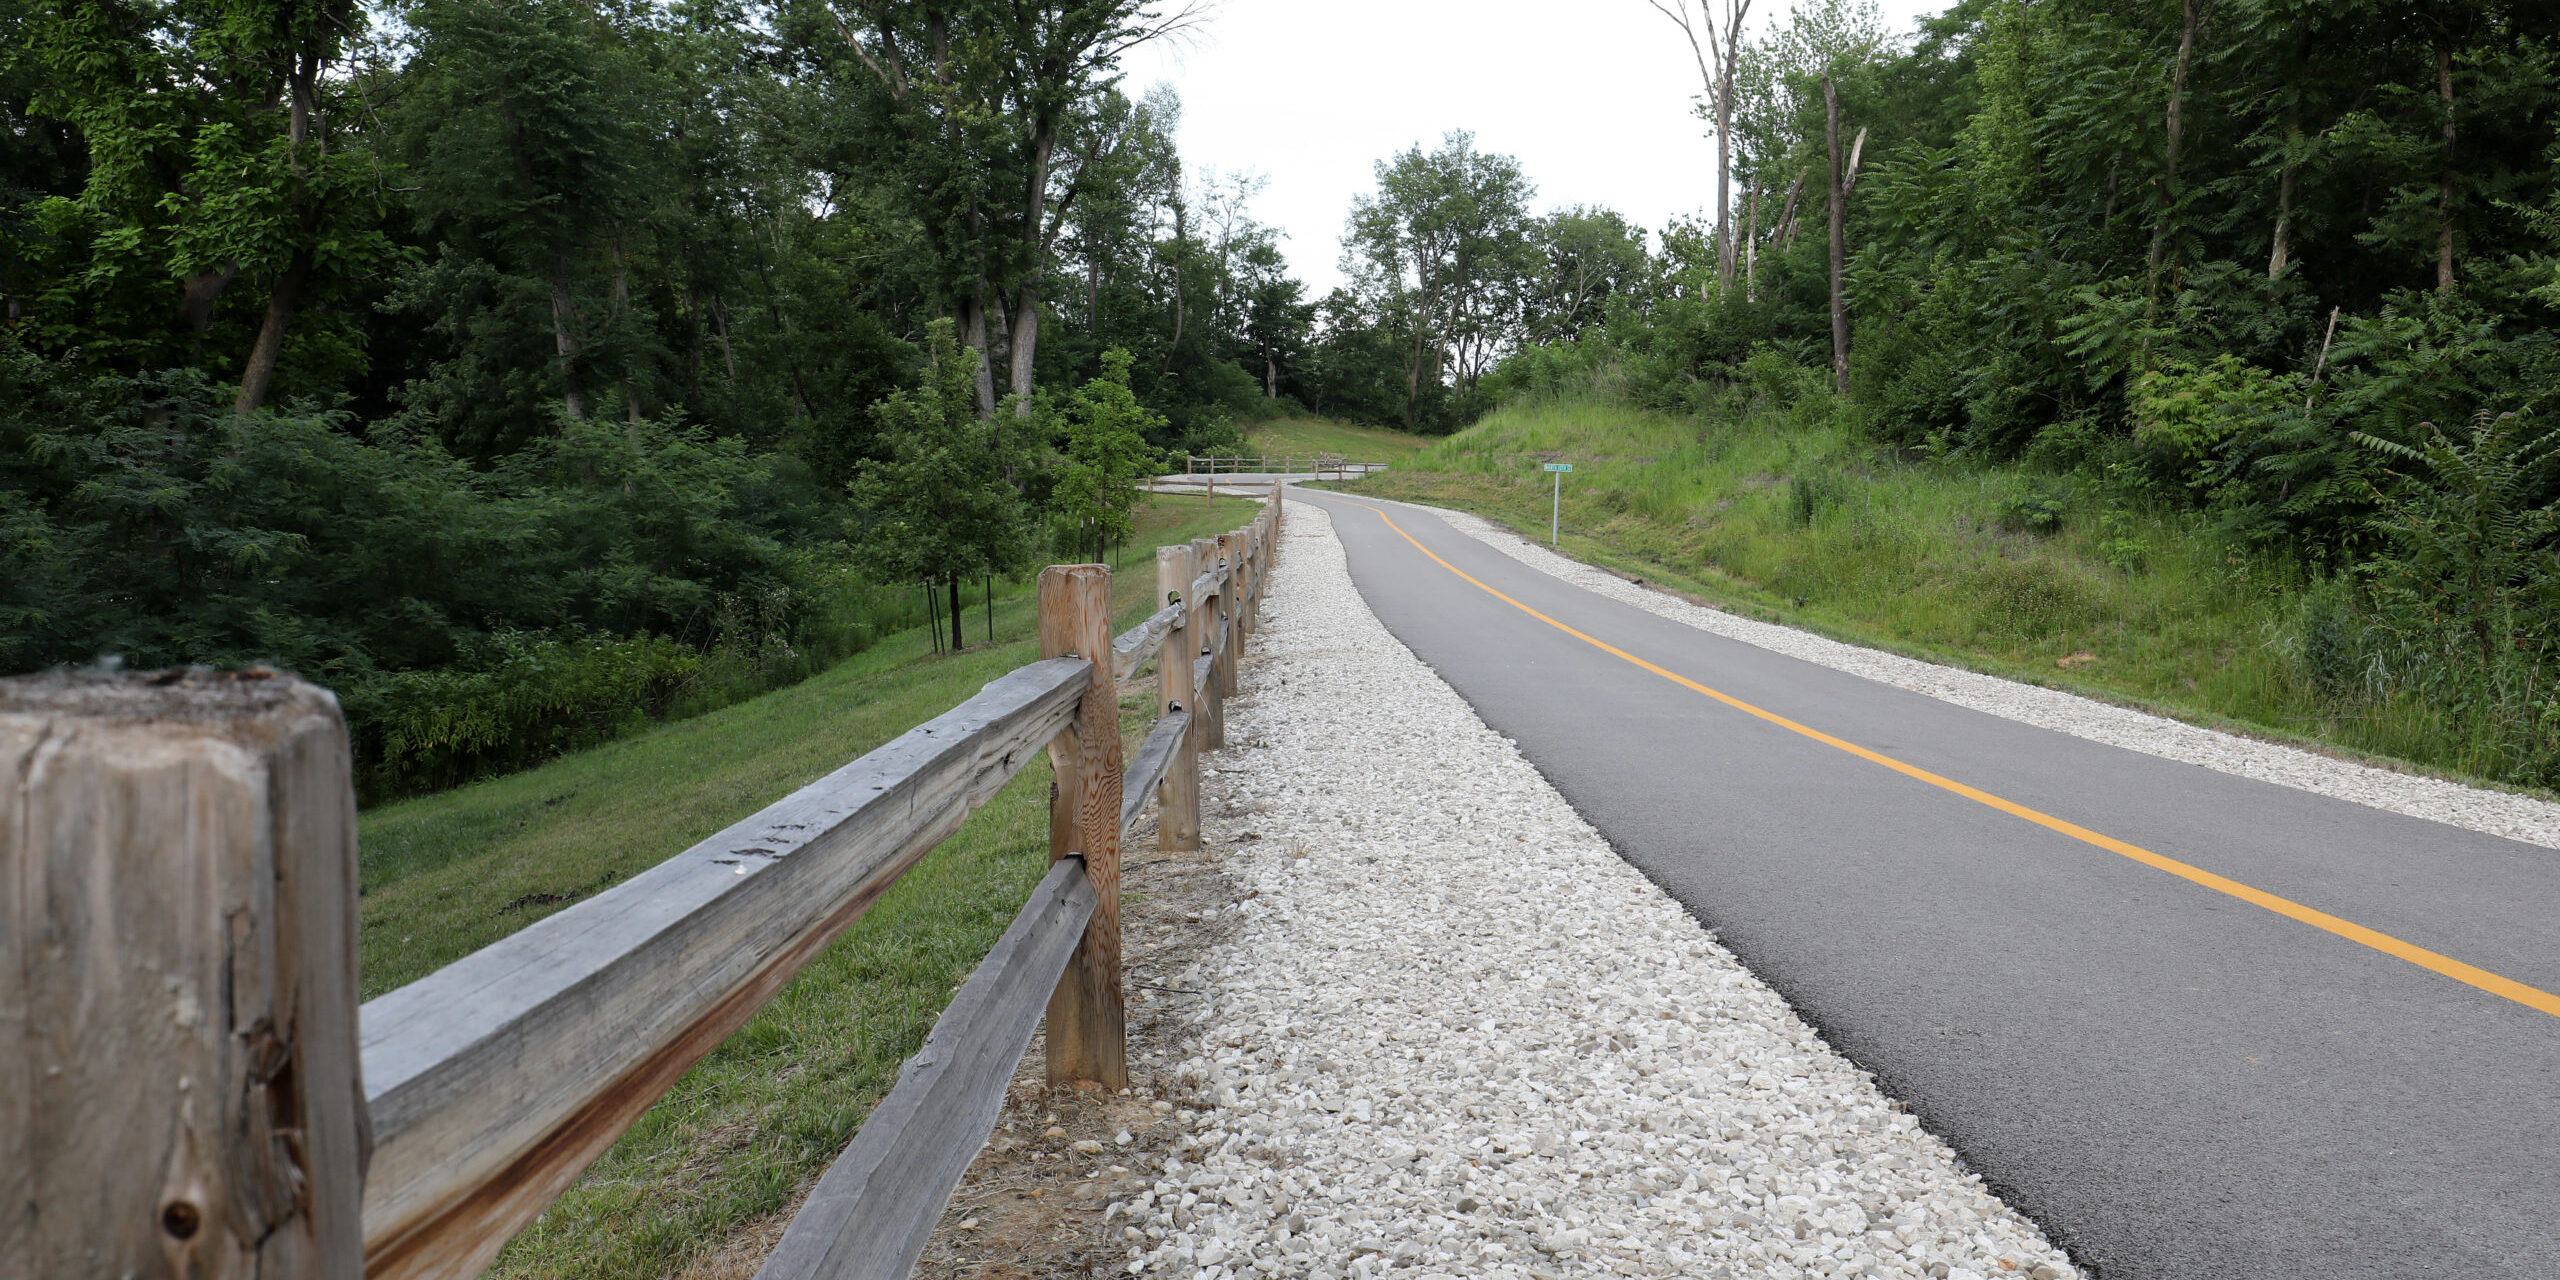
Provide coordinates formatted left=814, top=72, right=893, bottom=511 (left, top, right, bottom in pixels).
left=1118, top=0, right=1947, bottom=296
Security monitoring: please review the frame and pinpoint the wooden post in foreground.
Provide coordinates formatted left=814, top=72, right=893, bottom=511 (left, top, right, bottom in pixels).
left=1156, top=545, right=1201, bottom=852
left=0, top=669, right=369, bottom=1279
left=1037, top=566, right=1126, bottom=1088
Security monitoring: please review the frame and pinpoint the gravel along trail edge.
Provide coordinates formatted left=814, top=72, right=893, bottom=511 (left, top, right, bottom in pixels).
left=1119, top=499, right=2075, bottom=1280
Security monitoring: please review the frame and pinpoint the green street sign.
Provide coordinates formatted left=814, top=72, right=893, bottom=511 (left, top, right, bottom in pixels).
left=1543, top=462, right=1573, bottom=472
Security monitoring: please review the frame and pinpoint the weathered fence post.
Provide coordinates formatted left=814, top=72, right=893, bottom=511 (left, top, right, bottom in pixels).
left=1213, top=533, right=1242, bottom=704
left=1156, top=545, right=1202, bottom=853
left=1190, top=536, right=1227, bottom=751
left=1, top=669, right=369, bottom=1280
left=1037, top=566, right=1126, bottom=1088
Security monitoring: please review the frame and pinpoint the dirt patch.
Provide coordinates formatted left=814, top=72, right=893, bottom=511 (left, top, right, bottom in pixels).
left=907, top=737, right=1265, bottom=1278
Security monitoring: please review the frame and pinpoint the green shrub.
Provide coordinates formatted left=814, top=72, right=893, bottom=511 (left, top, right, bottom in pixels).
left=1971, top=557, right=2090, bottom=640
left=351, top=631, right=702, bottom=795
left=0, top=340, right=897, bottom=800
left=1997, top=480, right=2071, bottom=535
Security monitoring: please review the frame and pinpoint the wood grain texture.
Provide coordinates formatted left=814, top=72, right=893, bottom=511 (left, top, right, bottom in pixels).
left=749, top=859, right=1095, bottom=1280
left=1, top=669, right=368, bottom=1280
left=1156, top=544, right=1201, bottom=852
left=356, top=657, right=1090, bottom=1280
left=1120, top=710, right=1192, bottom=841
left=1213, top=533, right=1241, bottom=702
left=1037, top=566, right=1125, bottom=1088
left=1192, top=538, right=1228, bottom=752
left=1109, top=601, right=1184, bottom=684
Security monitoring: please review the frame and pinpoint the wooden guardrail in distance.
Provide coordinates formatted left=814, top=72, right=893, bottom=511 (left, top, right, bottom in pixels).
left=1183, top=453, right=1388, bottom=480
left=0, top=486, right=1285, bottom=1280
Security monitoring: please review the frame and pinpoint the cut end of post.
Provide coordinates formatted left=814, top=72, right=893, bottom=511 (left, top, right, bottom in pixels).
left=2, top=665, right=368, bottom=1278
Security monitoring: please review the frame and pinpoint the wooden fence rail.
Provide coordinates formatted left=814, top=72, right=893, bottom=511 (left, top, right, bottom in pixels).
left=1, top=486, right=1285, bottom=1280
left=1181, top=453, right=1388, bottom=480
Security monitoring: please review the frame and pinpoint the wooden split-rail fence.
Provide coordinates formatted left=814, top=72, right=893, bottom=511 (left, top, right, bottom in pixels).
left=0, top=487, right=1286, bottom=1280
left=1182, top=453, right=1387, bottom=480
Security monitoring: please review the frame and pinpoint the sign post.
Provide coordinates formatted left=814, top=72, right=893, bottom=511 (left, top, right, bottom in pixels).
left=1543, top=462, right=1573, bottom=546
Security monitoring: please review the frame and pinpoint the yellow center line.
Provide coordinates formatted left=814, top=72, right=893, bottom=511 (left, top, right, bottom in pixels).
left=1316, top=491, right=2560, bottom=1021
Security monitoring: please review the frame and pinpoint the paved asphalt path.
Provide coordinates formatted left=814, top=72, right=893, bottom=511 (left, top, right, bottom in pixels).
left=1289, top=489, right=2560, bottom=1280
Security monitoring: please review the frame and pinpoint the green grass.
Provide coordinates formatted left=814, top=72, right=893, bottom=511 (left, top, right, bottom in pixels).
left=1345, top=393, right=2519, bottom=788
left=356, top=492, right=1267, bottom=1279
left=1242, top=416, right=1434, bottom=462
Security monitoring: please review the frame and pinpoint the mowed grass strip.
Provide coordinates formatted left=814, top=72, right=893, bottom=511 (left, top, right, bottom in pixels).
left=1241, top=416, right=1434, bottom=462
left=1346, top=395, right=2499, bottom=785
left=356, top=492, right=1267, bottom=1279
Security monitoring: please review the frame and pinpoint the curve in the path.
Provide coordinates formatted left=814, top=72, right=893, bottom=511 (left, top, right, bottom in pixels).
left=1291, top=488, right=2560, bottom=1280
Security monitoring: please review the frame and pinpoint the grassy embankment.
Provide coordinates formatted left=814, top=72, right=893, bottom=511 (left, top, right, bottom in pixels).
left=1242, top=416, right=1434, bottom=463
left=1347, top=394, right=2499, bottom=785
left=358, top=492, right=1267, bottom=1279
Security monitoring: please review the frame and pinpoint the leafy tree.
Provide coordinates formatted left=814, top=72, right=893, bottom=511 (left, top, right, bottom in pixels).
left=1234, top=237, right=1313, bottom=399
left=396, top=0, right=654, bottom=441
left=846, top=320, right=1033, bottom=648
left=812, top=0, right=1193, bottom=415
left=1343, top=132, right=1537, bottom=432
left=1525, top=207, right=1651, bottom=342
left=1049, top=347, right=1164, bottom=561
left=1, top=0, right=1319, bottom=798
left=21, top=0, right=398, bottom=405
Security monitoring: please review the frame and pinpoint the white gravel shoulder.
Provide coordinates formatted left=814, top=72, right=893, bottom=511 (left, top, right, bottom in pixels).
left=1125, top=501, right=2074, bottom=1280
left=1409, top=498, right=2560, bottom=851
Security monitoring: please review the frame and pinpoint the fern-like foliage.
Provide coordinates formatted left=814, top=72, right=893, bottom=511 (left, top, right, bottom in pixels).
left=2354, top=410, right=2560, bottom=671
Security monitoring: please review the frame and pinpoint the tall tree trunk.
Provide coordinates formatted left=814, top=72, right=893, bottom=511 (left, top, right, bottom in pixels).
left=2268, top=108, right=2299, bottom=278
left=682, top=288, right=706, bottom=405
left=2148, top=0, right=2202, bottom=302
left=1740, top=177, right=1761, bottom=302
left=234, top=248, right=311, bottom=414
left=611, top=228, right=643, bottom=426
left=1774, top=170, right=1806, bottom=248
left=1008, top=292, right=1040, bottom=419
left=1715, top=89, right=1735, bottom=283
left=1403, top=323, right=1428, bottom=433
left=989, top=294, right=1012, bottom=389
left=958, top=291, right=997, bottom=416
left=713, top=296, right=739, bottom=381
left=947, top=575, right=965, bottom=648
left=234, top=51, right=319, bottom=415
left=550, top=264, right=589, bottom=422
left=181, top=266, right=237, bottom=360
left=1009, top=124, right=1057, bottom=418
left=2437, top=45, right=2457, bottom=294
left=1265, top=348, right=1278, bottom=398
left=1824, top=76, right=1851, bottom=396
left=1088, top=256, right=1102, bottom=335
left=2268, top=26, right=2310, bottom=280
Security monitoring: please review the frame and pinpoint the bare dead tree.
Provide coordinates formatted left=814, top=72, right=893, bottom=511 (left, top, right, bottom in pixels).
left=1644, top=0, right=1754, bottom=285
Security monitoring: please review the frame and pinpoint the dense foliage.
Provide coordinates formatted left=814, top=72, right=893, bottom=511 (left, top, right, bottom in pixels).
left=1478, top=0, right=2560, bottom=785
left=0, top=0, right=1366, bottom=796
